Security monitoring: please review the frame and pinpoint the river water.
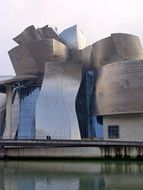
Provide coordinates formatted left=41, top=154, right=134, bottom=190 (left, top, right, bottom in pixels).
left=0, top=160, right=143, bottom=190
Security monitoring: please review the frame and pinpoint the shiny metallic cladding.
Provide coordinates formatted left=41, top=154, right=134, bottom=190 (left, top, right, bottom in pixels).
left=0, top=25, right=143, bottom=140
left=92, top=33, right=143, bottom=115
left=36, top=61, right=81, bottom=139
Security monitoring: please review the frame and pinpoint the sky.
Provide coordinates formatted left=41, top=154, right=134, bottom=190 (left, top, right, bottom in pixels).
left=0, top=0, right=143, bottom=75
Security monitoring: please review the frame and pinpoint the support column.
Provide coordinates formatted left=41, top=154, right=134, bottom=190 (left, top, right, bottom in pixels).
left=3, top=85, right=12, bottom=139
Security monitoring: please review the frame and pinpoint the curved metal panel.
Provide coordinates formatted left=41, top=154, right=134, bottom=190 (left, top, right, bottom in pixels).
left=13, top=25, right=64, bottom=45
left=111, top=33, right=143, bottom=59
left=92, top=36, right=117, bottom=67
left=37, top=25, right=64, bottom=43
left=8, top=39, right=69, bottom=76
left=95, top=60, right=143, bottom=115
left=60, top=25, right=86, bottom=49
left=13, top=25, right=42, bottom=45
left=36, top=61, right=82, bottom=139
left=80, top=45, right=92, bottom=67
left=92, top=33, right=143, bottom=67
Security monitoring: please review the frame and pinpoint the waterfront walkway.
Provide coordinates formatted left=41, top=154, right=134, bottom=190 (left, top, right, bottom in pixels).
left=0, top=139, right=143, bottom=147
left=0, top=139, right=143, bottom=159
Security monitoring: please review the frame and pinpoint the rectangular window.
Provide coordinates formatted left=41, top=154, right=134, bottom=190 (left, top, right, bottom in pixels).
left=108, top=125, right=119, bottom=138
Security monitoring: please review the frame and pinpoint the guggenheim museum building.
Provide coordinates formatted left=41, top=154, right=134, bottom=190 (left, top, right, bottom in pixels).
left=0, top=24, right=143, bottom=141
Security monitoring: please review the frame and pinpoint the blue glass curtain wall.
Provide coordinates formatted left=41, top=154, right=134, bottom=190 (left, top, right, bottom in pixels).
left=16, top=86, right=40, bottom=139
left=76, top=70, right=104, bottom=139
left=76, top=70, right=96, bottom=138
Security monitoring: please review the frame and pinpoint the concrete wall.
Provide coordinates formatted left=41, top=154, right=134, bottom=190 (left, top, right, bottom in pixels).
left=1, top=145, right=142, bottom=159
left=5, top=146, right=101, bottom=158
left=0, top=139, right=142, bottom=158
left=103, top=114, right=143, bottom=141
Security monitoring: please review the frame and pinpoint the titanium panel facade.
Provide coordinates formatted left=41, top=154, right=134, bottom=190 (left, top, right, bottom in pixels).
left=13, top=25, right=63, bottom=45
left=13, top=25, right=42, bottom=45
left=36, top=61, right=81, bottom=139
left=92, top=33, right=143, bottom=117
left=6, top=24, right=143, bottom=140
left=37, top=25, right=64, bottom=43
left=60, top=25, right=86, bottom=49
left=92, top=33, right=143, bottom=68
left=79, top=45, right=92, bottom=66
left=95, top=60, right=143, bottom=115
left=8, top=39, right=69, bottom=76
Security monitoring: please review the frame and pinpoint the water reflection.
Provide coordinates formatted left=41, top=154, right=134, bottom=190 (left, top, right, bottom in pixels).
left=0, top=161, right=143, bottom=190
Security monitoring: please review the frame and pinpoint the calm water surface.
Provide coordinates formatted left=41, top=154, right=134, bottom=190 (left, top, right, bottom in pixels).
left=0, top=160, right=143, bottom=190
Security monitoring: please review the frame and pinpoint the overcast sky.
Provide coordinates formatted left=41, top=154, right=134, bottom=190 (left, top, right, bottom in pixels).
left=1, top=0, right=143, bottom=75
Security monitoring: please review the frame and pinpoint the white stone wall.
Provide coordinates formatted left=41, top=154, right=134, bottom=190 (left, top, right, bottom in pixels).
left=103, top=114, right=143, bottom=141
